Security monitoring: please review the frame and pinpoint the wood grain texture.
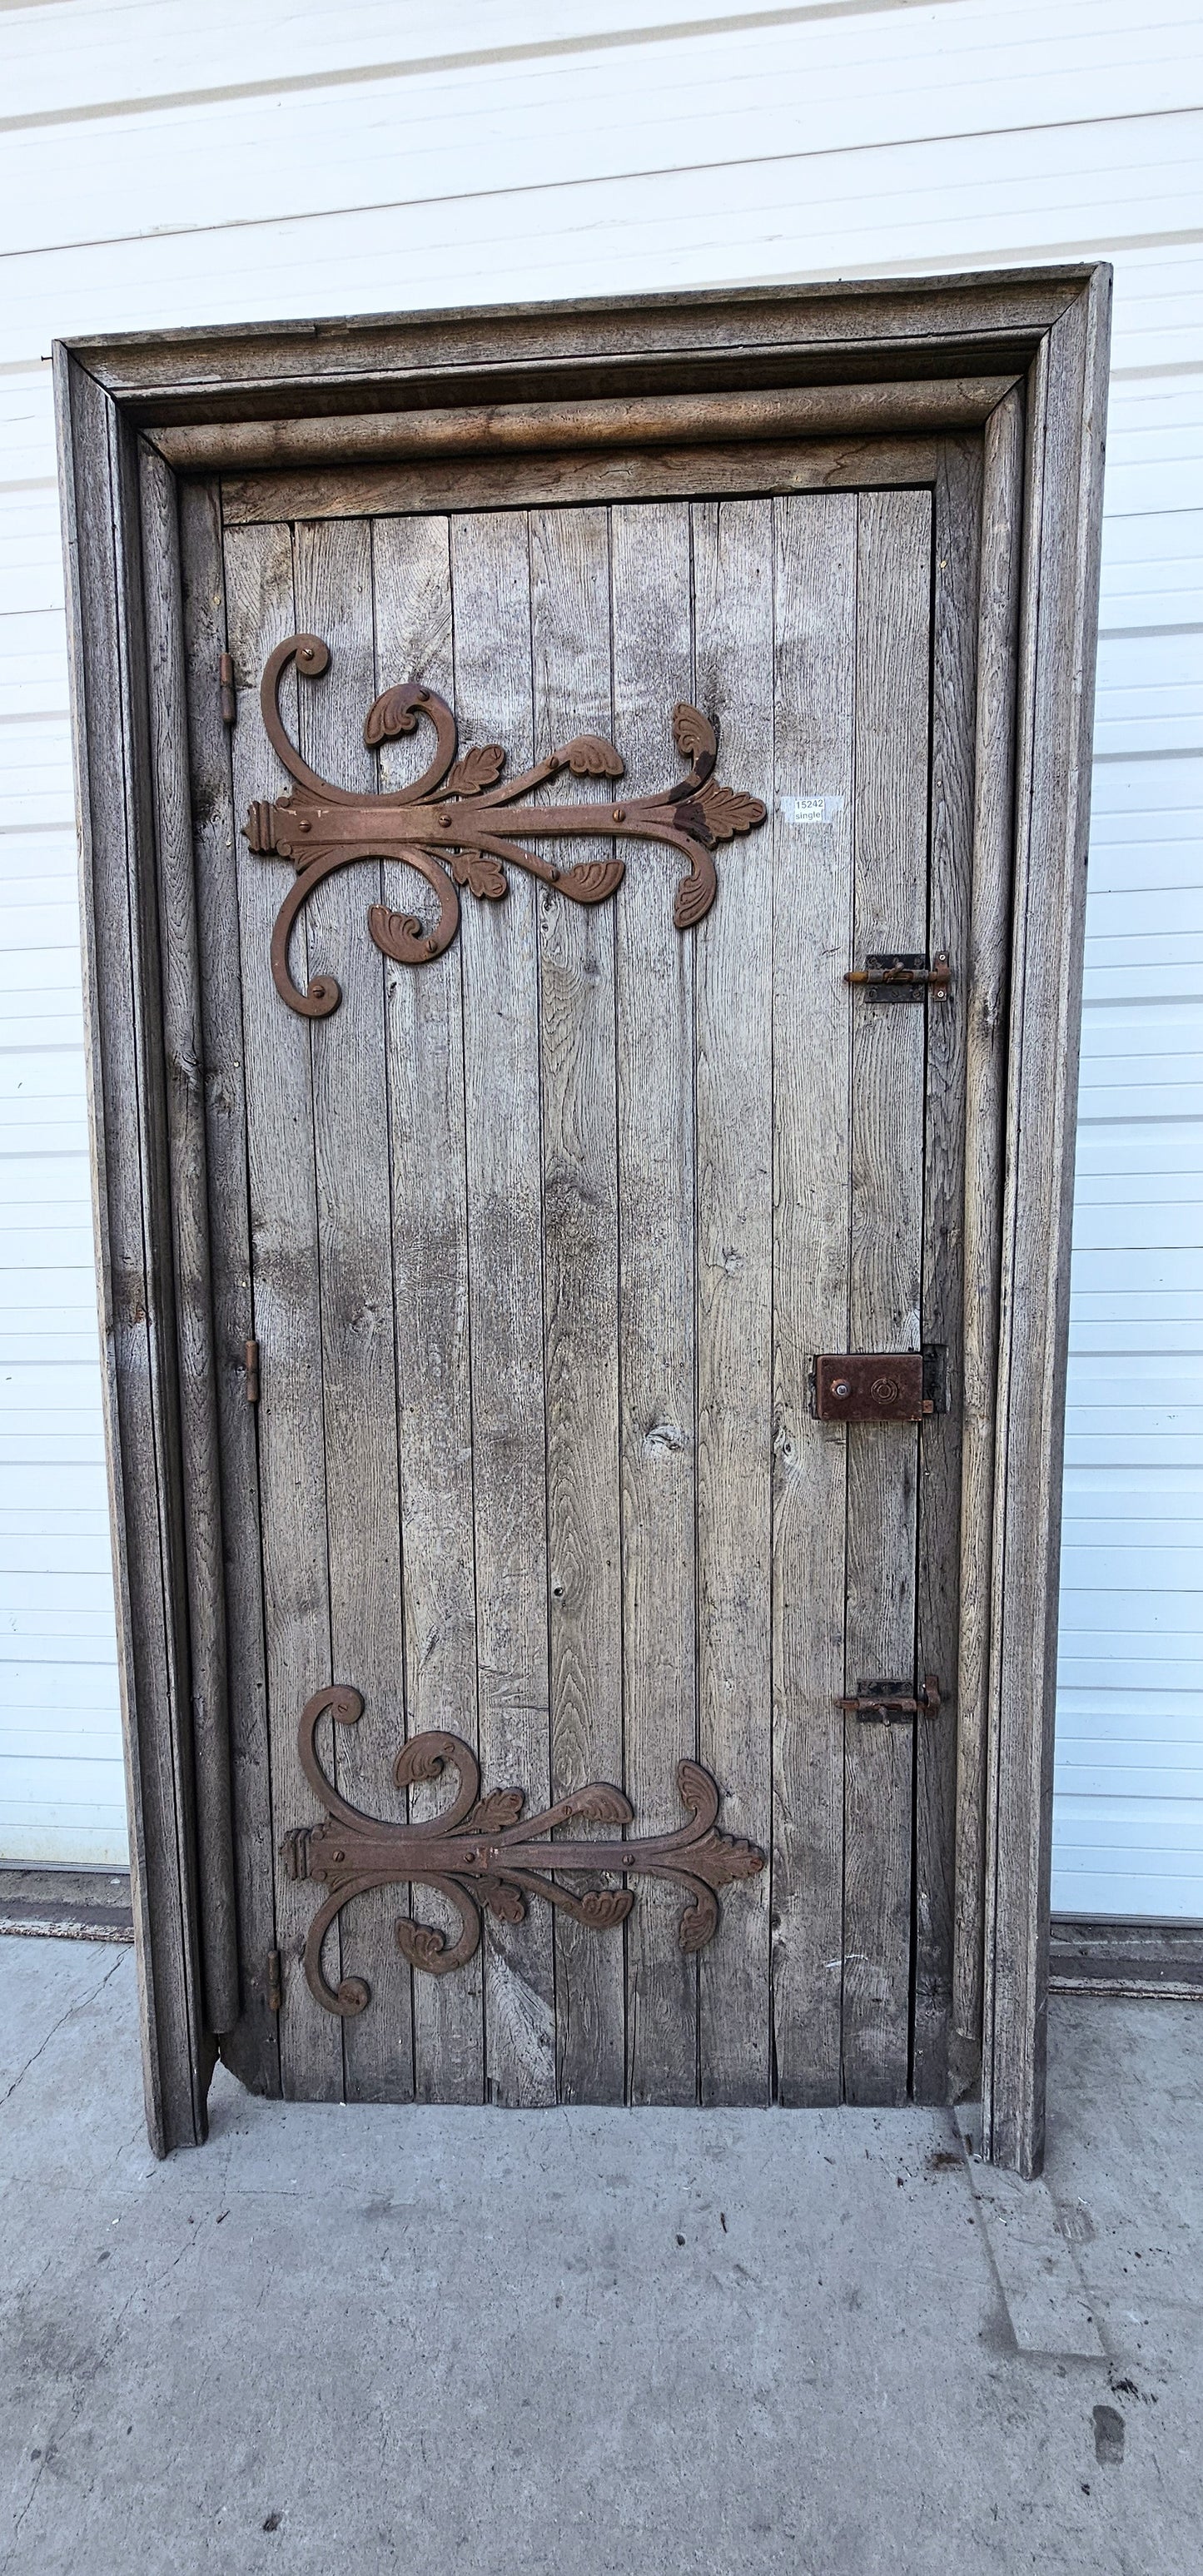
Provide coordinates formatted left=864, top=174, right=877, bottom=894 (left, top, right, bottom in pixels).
left=293, top=517, right=414, bottom=2103
left=57, top=354, right=208, bottom=2152
left=224, top=517, right=342, bottom=2104
left=985, top=272, right=1111, bottom=2176
left=452, top=510, right=555, bottom=2107
left=692, top=499, right=774, bottom=2107
left=155, top=380, right=1018, bottom=473
left=769, top=493, right=857, bottom=2108
left=952, top=389, right=1023, bottom=2106
left=912, top=435, right=981, bottom=2103
left=611, top=500, right=698, bottom=2106
left=59, top=275, right=1111, bottom=2159
left=529, top=505, right=624, bottom=2105
left=373, top=512, right=484, bottom=2106
left=178, top=474, right=280, bottom=2097
left=842, top=487, right=932, bottom=2108
left=139, top=443, right=239, bottom=2040
left=221, top=438, right=938, bottom=527
left=72, top=267, right=1088, bottom=405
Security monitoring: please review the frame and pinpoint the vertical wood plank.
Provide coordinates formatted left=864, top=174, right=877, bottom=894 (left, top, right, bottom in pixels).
left=140, top=447, right=240, bottom=2041
left=224, top=520, right=342, bottom=2102
left=769, top=493, right=857, bottom=2108
left=692, top=500, right=774, bottom=2106
left=953, top=390, right=1023, bottom=2105
left=912, top=438, right=980, bottom=2102
left=986, top=273, right=1111, bottom=2175
left=59, top=363, right=208, bottom=2151
left=529, top=506, right=625, bottom=2104
left=451, top=510, right=556, bottom=2107
left=373, top=511, right=484, bottom=2105
left=293, top=519, right=414, bottom=2103
left=611, top=501, right=698, bottom=2106
left=179, top=478, right=280, bottom=2096
left=842, top=488, right=932, bottom=2106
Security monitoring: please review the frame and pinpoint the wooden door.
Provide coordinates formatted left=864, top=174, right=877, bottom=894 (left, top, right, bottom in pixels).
left=188, top=465, right=972, bottom=2111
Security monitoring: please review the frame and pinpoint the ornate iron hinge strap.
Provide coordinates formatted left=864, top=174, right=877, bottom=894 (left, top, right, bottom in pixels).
left=242, top=634, right=767, bottom=1017
left=281, top=1685, right=766, bottom=2015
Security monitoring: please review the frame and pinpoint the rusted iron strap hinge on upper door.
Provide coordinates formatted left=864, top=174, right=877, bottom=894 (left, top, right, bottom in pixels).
left=219, top=651, right=236, bottom=727
left=836, top=1677, right=942, bottom=1722
left=846, top=951, right=951, bottom=1002
left=244, top=1339, right=260, bottom=1404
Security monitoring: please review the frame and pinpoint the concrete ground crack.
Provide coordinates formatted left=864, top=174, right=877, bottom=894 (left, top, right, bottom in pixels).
left=0, top=1954, right=127, bottom=2112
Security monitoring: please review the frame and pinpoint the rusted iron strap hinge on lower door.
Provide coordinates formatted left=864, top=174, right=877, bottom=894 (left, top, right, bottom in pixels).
left=219, top=651, right=236, bottom=727
left=266, top=1949, right=282, bottom=2012
left=836, top=1677, right=942, bottom=1722
left=846, top=951, right=951, bottom=1002
left=244, top=1339, right=260, bottom=1404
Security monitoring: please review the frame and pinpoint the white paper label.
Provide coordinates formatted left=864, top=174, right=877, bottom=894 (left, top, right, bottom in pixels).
left=779, top=793, right=845, bottom=827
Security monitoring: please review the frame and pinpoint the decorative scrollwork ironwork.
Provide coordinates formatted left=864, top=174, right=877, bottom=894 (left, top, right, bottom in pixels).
left=281, top=1685, right=766, bottom=2015
left=242, top=634, right=767, bottom=1016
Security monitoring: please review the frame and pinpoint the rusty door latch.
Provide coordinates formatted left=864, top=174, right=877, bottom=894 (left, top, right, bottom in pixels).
left=836, top=1676, right=942, bottom=1723
left=846, top=951, right=951, bottom=1002
left=813, top=1349, right=947, bottom=1424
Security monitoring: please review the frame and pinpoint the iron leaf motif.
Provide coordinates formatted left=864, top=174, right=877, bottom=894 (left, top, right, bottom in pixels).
left=281, top=1686, right=766, bottom=2015
left=241, top=634, right=767, bottom=1017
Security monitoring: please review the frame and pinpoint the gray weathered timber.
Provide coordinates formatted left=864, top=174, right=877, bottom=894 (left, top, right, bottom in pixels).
left=692, top=500, right=774, bottom=2107
left=58, top=266, right=1110, bottom=2165
left=372, top=514, right=484, bottom=2107
left=983, top=272, right=1111, bottom=2176
left=56, top=356, right=208, bottom=2155
left=529, top=506, right=625, bottom=2106
left=224, top=521, right=342, bottom=2105
left=138, top=445, right=239, bottom=2041
left=219, top=439, right=939, bottom=528
left=769, top=493, right=856, bottom=2109
left=952, top=389, right=1024, bottom=2102
left=177, top=477, right=280, bottom=2099
left=152, top=378, right=1021, bottom=472
left=71, top=270, right=1093, bottom=409
left=451, top=512, right=556, bottom=2108
left=293, top=520, right=415, bottom=2104
left=842, top=490, right=932, bottom=2107
left=912, top=436, right=981, bottom=2102
left=612, top=501, right=698, bottom=2106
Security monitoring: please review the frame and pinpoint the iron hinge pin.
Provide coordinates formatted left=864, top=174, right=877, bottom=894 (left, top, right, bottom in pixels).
left=219, top=650, right=236, bottom=727
left=244, top=1338, right=260, bottom=1404
left=266, top=1948, right=282, bottom=2012
left=836, top=1676, right=942, bottom=1722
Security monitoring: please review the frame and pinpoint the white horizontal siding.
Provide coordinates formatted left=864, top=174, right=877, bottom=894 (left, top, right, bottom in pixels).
left=0, top=0, right=1199, bottom=1902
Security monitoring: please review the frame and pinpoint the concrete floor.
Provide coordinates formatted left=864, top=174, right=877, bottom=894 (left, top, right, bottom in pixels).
left=2, top=1940, right=1200, bottom=2575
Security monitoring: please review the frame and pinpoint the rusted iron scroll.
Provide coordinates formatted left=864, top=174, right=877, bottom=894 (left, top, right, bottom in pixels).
left=281, top=1685, right=766, bottom=2015
left=242, top=634, right=767, bottom=1016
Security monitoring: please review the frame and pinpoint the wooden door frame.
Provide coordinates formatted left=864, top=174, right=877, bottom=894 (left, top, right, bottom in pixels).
left=55, top=266, right=1110, bottom=2167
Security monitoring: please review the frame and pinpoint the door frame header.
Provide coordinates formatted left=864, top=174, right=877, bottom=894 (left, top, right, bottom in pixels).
left=55, top=264, right=1111, bottom=2167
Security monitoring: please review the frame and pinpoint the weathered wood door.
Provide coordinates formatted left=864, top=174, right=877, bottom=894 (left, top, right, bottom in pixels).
left=185, top=461, right=974, bottom=2111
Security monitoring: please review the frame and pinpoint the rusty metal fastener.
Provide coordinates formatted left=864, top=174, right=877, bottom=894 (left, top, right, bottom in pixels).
left=845, top=951, right=952, bottom=1002
left=836, top=1676, right=942, bottom=1722
left=280, top=1684, right=766, bottom=2009
left=242, top=635, right=768, bottom=1016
